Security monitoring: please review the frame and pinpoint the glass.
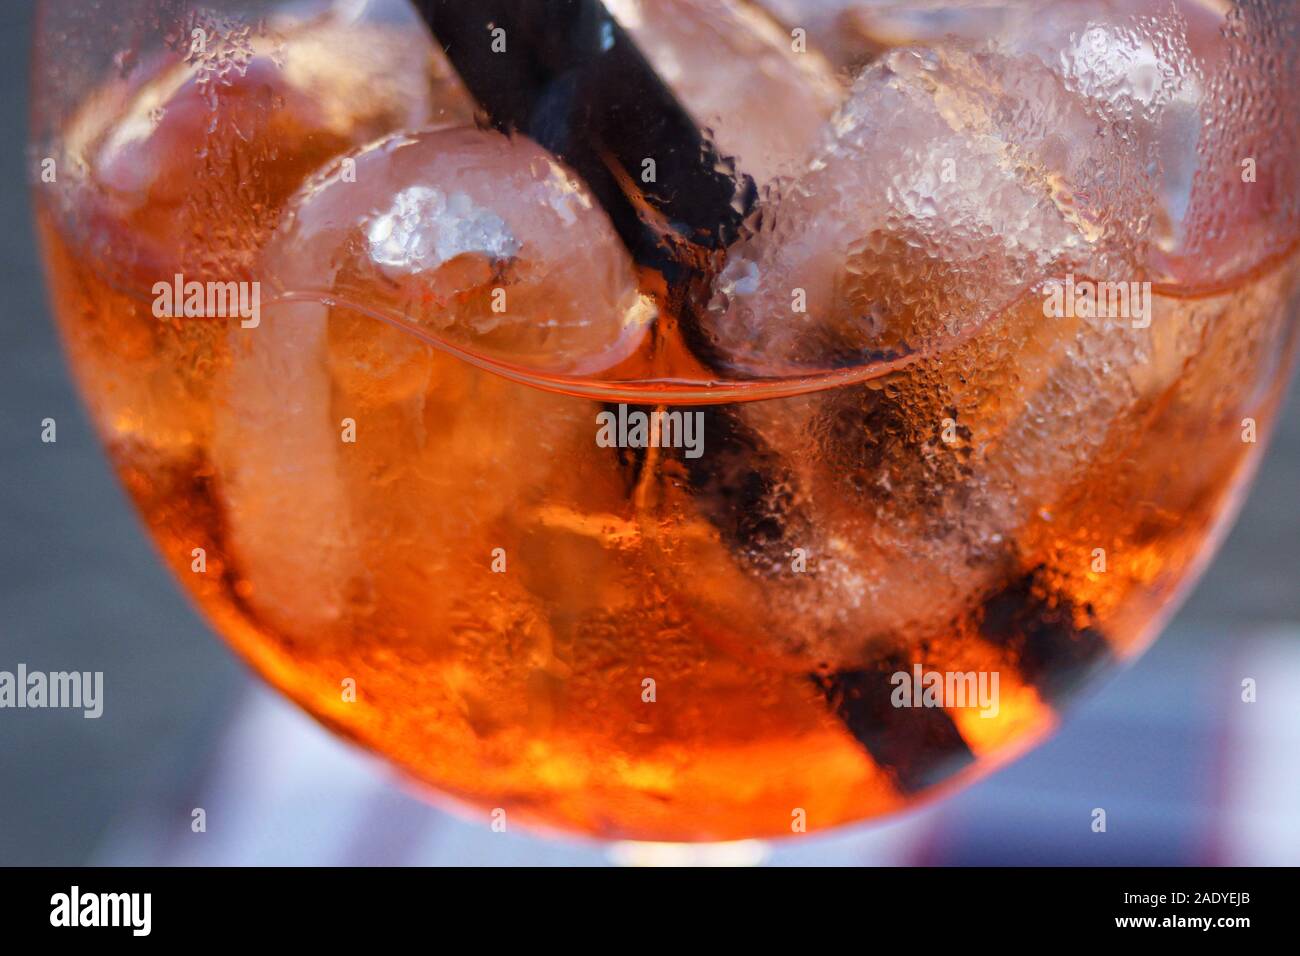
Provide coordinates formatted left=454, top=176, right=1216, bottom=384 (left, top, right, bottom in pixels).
left=30, top=0, right=1300, bottom=841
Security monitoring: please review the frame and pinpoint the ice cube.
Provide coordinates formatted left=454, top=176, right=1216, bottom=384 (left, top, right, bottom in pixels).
left=1016, top=1, right=1209, bottom=268
left=701, top=44, right=1149, bottom=377
left=747, top=1, right=1297, bottom=292
left=606, top=0, right=841, bottom=184
left=264, top=127, right=652, bottom=376
left=976, top=0, right=1298, bottom=290
left=210, top=299, right=358, bottom=635
left=58, top=2, right=473, bottom=286
left=1165, top=0, right=1300, bottom=289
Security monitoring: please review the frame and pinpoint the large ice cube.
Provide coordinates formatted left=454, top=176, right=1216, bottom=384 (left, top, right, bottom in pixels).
left=702, top=43, right=1150, bottom=377
left=264, top=127, right=651, bottom=375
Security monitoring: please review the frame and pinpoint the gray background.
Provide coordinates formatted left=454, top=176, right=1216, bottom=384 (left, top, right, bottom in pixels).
left=2, top=1, right=1297, bottom=865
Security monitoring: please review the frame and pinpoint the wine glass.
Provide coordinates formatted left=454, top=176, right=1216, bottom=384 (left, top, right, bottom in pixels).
left=31, top=0, right=1300, bottom=843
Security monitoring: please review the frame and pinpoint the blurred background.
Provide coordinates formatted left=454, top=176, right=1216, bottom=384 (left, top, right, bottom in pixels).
left=3, top=0, right=1298, bottom=865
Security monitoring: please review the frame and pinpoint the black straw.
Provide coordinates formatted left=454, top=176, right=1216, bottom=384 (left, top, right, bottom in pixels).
left=412, top=0, right=756, bottom=287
